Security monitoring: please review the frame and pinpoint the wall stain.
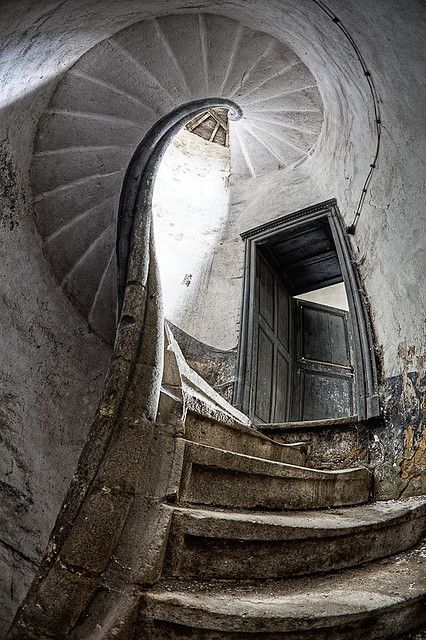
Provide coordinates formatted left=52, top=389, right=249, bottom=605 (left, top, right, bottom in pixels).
left=0, top=142, right=20, bottom=231
left=373, top=340, right=425, bottom=499
left=182, top=274, right=192, bottom=287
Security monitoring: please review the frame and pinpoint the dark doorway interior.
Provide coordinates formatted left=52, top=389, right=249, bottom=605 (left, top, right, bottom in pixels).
left=234, top=200, right=379, bottom=424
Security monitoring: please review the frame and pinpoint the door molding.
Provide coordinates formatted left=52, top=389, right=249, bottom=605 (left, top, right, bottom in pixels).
left=233, top=199, right=380, bottom=421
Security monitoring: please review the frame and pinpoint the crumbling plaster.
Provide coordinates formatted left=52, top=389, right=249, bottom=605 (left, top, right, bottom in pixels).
left=0, top=0, right=424, bottom=633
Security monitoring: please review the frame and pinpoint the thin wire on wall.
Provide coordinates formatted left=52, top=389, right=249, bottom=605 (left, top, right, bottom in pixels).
left=310, top=0, right=382, bottom=234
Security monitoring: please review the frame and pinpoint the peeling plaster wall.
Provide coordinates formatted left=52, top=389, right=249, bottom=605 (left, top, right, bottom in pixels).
left=0, top=0, right=425, bottom=632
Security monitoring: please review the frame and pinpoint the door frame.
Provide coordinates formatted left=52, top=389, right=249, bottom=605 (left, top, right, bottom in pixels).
left=233, top=199, right=380, bottom=421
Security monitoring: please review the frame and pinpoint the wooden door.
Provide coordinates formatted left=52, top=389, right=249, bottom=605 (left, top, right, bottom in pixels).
left=291, top=299, right=355, bottom=421
left=250, top=253, right=292, bottom=424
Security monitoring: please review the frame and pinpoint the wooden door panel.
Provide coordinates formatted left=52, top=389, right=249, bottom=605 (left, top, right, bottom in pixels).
left=251, top=253, right=292, bottom=424
left=293, top=299, right=355, bottom=421
left=254, top=327, right=274, bottom=422
left=274, top=350, right=290, bottom=422
left=300, top=370, right=353, bottom=421
left=301, top=304, right=350, bottom=365
left=258, top=257, right=274, bottom=330
left=276, top=283, right=290, bottom=350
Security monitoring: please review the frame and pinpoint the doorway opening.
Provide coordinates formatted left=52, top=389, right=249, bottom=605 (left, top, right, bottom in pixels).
left=233, top=200, right=379, bottom=424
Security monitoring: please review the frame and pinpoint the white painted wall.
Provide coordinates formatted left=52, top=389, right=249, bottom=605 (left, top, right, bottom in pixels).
left=152, top=128, right=231, bottom=345
left=296, top=283, right=349, bottom=311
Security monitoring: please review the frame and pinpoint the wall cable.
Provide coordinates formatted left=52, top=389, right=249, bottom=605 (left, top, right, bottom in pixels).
left=310, top=0, right=382, bottom=233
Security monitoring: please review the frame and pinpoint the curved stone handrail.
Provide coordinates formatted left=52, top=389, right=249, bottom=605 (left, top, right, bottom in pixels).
left=9, top=100, right=243, bottom=640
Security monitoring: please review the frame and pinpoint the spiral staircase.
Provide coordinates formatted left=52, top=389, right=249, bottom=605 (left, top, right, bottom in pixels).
left=31, top=12, right=324, bottom=344
left=10, top=329, right=426, bottom=639
left=9, top=10, right=425, bottom=640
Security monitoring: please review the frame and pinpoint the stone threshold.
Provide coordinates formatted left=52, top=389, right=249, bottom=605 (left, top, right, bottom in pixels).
left=257, top=416, right=359, bottom=432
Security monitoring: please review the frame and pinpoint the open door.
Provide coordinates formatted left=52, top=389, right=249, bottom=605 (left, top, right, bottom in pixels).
left=250, top=253, right=292, bottom=423
left=234, top=200, right=379, bottom=423
left=291, top=299, right=354, bottom=421
left=249, top=252, right=354, bottom=425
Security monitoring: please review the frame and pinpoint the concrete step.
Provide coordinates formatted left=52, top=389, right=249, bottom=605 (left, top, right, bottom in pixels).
left=164, top=497, right=426, bottom=579
left=141, top=541, right=426, bottom=639
left=256, top=416, right=370, bottom=470
left=171, top=440, right=371, bottom=510
left=185, top=411, right=307, bottom=466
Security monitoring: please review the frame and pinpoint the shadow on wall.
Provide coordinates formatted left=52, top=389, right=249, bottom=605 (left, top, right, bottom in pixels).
left=0, top=81, right=112, bottom=635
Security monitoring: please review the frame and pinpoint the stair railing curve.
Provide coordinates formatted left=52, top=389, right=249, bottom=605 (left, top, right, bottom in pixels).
left=8, top=99, right=243, bottom=640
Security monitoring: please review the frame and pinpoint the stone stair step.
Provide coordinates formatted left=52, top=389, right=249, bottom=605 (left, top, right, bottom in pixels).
left=185, top=411, right=307, bottom=466
left=142, top=541, right=426, bottom=639
left=163, top=497, right=426, bottom=579
left=173, top=440, right=371, bottom=510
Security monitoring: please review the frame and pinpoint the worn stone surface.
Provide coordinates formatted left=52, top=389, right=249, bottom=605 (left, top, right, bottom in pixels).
left=176, top=440, right=371, bottom=510
left=184, top=412, right=306, bottom=465
left=11, top=559, right=98, bottom=638
left=164, top=498, right=426, bottom=579
left=59, top=488, right=134, bottom=575
left=142, top=542, right=426, bottom=638
left=259, top=418, right=369, bottom=470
